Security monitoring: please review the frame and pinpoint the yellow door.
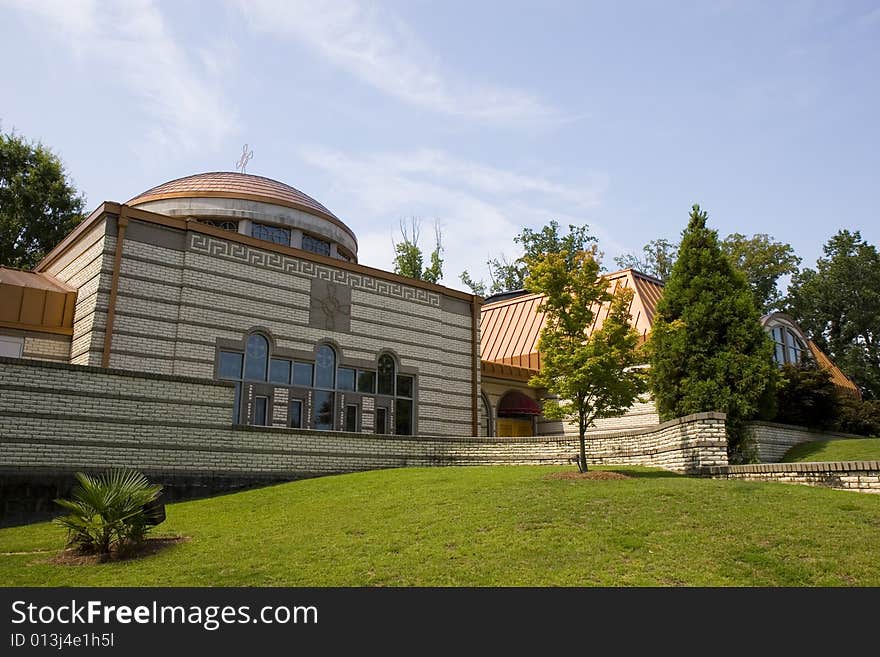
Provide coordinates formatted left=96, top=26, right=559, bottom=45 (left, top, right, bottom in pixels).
left=496, top=418, right=533, bottom=437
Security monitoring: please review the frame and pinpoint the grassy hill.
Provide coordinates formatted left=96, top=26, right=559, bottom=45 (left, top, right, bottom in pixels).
left=2, top=465, right=880, bottom=586
left=782, top=438, right=880, bottom=463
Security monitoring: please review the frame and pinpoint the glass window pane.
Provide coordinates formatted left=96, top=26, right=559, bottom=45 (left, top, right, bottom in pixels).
left=293, top=362, right=313, bottom=387
left=254, top=396, right=268, bottom=426
left=269, top=358, right=291, bottom=384
left=290, top=400, right=303, bottom=429
left=315, top=345, right=336, bottom=389
left=396, top=375, right=413, bottom=399
left=344, top=404, right=358, bottom=432
left=395, top=399, right=413, bottom=435
left=357, top=370, right=376, bottom=394
left=219, top=351, right=243, bottom=379
left=302, top=234, right=331, bottom=257
left=378, top=354, right=395, bottom=396
left=251, top=223, right=291, bottom=246
left=337, top=367, right=356, bottom=391
left=244, top=334, right=269, bottom=381
left=313, top=390, right=334, bottom=430
left=774, top=342, right=785, bottom=365
left=232, top=382, right=242, bottom=423
left=375, top=408, right=387, bottom=435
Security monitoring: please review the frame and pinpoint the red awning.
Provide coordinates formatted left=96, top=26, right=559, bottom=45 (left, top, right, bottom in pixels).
left=497, top=391, right=542, bottom=416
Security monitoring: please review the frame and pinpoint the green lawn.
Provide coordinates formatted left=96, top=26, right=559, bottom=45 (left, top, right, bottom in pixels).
left=782, top=438, right=880, bottom=463
left=2, top=465, right=880, bottom=586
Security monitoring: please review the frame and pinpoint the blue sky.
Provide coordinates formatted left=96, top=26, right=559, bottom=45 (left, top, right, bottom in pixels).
left=2, top=0, right=878, bottom=291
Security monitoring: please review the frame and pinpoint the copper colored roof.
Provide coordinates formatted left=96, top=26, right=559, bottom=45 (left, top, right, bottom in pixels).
left=480, top=359, right=538, bottom=383
left=807, top=341, right=861, bottom=398
left=0, top=267, right=76, bottom=335
left=0, top=267, right=75, bottom=292
left=480, top=269, right=662, bottom=371
left=127, top=171, right=355, bottom=242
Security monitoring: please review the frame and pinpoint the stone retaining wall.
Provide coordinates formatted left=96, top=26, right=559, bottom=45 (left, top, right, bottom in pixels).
left=747, top=421, right=862, bottom=462
left=708, top=461, right=880, bottom=494
left=0, top=358, right=732, bottom=523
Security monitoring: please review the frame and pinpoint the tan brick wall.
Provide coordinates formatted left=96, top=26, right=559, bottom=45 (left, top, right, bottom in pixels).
left=43, top=218, right=114, bottom=366
left=105, top=222, right=476, bottom=436
left=0, top=328, right=70, bottom=362
left=0, top=359, right=729, bottom=480
left=709, top=462, right=880, bottom=494
left=747, top=421, right=863, bottom=462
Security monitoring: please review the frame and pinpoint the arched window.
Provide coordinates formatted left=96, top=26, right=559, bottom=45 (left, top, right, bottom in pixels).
left=481, top=392, right=493, bottom=437
left=769, top=324, right=810, bottom=366
left=244, top=333, right=269, bottom=381
left=378, top=354, right=395, bottom=396
left=315, top=344, right=336, bottom=389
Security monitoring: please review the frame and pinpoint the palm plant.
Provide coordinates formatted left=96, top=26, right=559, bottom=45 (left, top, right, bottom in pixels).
left=54, top=469, right=163, bottom=556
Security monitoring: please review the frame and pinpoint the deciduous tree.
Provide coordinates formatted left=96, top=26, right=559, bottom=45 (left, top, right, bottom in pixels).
left=460, top=220, right=595, bottom=295
left=0, top=130, right=85, bottom=269
left=786, top=230, right=880, bottom=398
left=526, top=238, right=645, bottom=472
left=721, top=233, right=800, bottom=314
left=392, top=218, right=444, bottom=284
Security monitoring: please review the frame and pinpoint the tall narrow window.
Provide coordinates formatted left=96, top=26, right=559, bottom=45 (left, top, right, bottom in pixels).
left=395, top=399, right=413, bottom=435
left=375, top=407, right=388, bottom=435
left=378, top=354, right=395, bottom=396
left=253, top=396, right=269, bottom=426
left=313, top=390, right=334, bottom=430
left=344, top=404, right=358, bottom=432
left=290, top=399, right=303, bottom=429
left=315, top=345, right=336, bottom=389
left=244, top=334, right=269, bottom=381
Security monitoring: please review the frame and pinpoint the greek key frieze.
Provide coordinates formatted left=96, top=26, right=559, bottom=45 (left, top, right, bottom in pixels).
left=189, top=234, right=441, bottom=307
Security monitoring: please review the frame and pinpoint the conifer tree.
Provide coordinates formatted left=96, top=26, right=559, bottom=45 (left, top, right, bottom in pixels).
left=648, top=205, right=776, bottom=460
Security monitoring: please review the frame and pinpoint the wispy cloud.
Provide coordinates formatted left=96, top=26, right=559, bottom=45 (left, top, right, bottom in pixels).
left=4, top=0, right=237, bottom=154
left=235, top=0, right=562, bottom=124
left=300, top=147, right=613, bottom=289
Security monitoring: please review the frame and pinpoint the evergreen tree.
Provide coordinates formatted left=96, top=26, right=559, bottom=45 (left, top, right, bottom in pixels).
left=648, top=205, right=777, bottom=460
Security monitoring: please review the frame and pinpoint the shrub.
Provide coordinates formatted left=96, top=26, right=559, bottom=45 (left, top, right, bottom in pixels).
left=774, top=363, right=839, bottom=429
left=54, top=469, right=163, bottom=556
left=836, top=396, right=880, bottom=437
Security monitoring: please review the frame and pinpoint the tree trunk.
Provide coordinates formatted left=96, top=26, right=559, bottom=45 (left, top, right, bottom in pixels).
left=578, top=418, right=588, bottom=473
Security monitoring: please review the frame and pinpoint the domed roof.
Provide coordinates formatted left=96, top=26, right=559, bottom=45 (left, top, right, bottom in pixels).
left=127, top=171, right=354, bottom=241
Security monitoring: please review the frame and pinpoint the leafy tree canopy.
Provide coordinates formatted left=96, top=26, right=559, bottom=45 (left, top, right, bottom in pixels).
left=460, top=219, right=595, bottom=296
left=526, top=236, right=645, bottom=472
left=647, top=205, right=777, bottom=460
left=613, top=239, right=679, bottom=282
left=721, top=233, right=800, bottom=314
left=392, top=218, right=444, bottom=284
left=786, top=230, right=880, bottom=399
left=0, top=129, right=85, bottom=269
left=616, top=233, right=799, bottom=313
